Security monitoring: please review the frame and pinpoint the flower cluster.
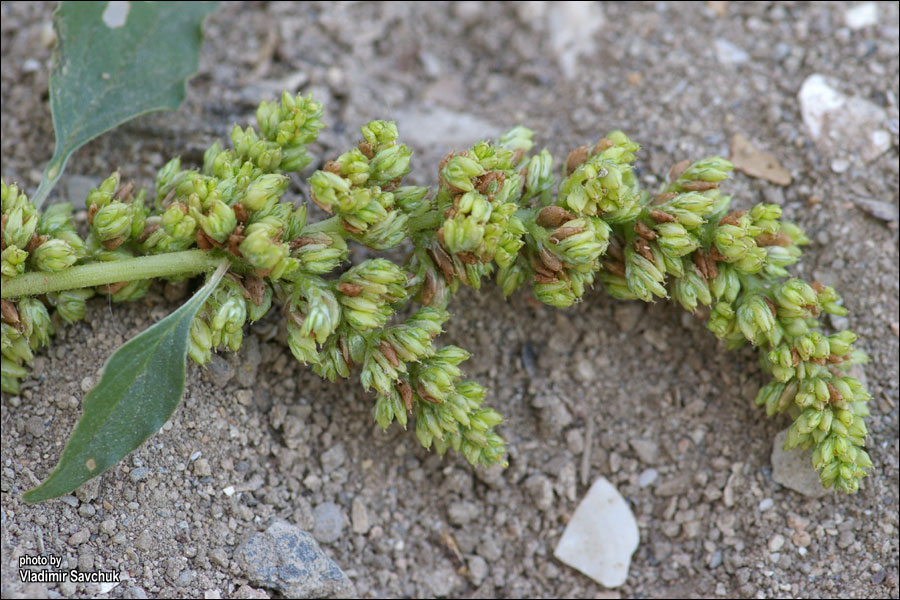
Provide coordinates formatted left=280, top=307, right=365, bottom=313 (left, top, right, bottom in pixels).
left=2, top=182, right=89, bottom=393
left=1, top=92, right=875, bottom=490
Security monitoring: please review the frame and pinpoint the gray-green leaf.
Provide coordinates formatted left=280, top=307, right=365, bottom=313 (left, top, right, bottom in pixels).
left=23, top=260, right=228, bottom=503
left=32, top=1, right=218, bottom=208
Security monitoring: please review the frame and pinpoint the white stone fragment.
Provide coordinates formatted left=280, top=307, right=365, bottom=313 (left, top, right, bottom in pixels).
left=553, top=477, right=639, bottom=588
left=844, top=3, right=879, bottom=30
left=798, top=74, right=891, bottom=162
left=519, top=1, right=605, bottom=78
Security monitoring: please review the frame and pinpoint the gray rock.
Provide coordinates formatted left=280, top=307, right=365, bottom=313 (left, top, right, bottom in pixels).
left=629, top=438, right=659, bottom=464
left=312, top=502, right=345, bottom=544
left=235, top=520, right=353, bottom=598
left=798, top=74, right=891, bottom=162
left=524, top=474, right=555, bottom=511
left=205, top=355, right=235, bottom=388
left=852, top=197, right=899, bottom=222
left=350, top=497, right=370, bottom=535
left=447, top=501, right=479, bottom=527
left=321, top=444, right=346, bottom=472
left=771, top=429, right=831, bottom=498
left=554, top=477, right=639, bottom=587
left=714, top=39, right=749, bottom=65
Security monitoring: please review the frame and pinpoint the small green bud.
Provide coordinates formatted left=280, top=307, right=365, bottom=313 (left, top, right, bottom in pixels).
left=92, top=202, right=132, bottom=241
left=30, top=238, right=77, bottom=272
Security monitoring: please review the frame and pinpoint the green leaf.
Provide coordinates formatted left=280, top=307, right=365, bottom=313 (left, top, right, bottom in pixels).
left=23, top=260, right=229, bottom=503
left=32, top=1, right=218, bottom=208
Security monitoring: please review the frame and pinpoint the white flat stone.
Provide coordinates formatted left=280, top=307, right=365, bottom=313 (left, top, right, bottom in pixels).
left=553, top=477, right=639, bottom=588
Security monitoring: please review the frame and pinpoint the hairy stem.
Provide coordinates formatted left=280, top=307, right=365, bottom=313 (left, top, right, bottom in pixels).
left=1, top=250, right=222, bottom=299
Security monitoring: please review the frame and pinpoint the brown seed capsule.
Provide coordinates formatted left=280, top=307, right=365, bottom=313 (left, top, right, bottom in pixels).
left=456, top=251, right=479, bottom=265
left=717, top=210, right=748, bottom=227
left=101, top=236, right=126, bottom=251
left=539, top=246, right=564, bottom=272
left=421, top=270, right=437, bottom=306
left=826, top=382, right=842, bottom=402
left=228, top=225, right=245, bottom=257
left=323, top=160, right=342, bottom=174
left=474, top=170, right=504, bottom=195
left=649, top=209, right=676, bottom=223
left=565, top=146, right=590, bottom=176
left=340, top=336, right=353, bottom=369
left=357, top=141, right=375, bottom=160
left=606, top=236, right=625, bottom=262
left=25, top=234, right=48, bottom=253
left=592, top=138, right=614, bottom=155
left=668, top=159, right=691, bottom=182
left=810, top=281, right=826, bottom=293
left=708, top=246, right=727, bottom=263
left=681, top=180, right=719, bottom=192
left=1, top=299, right=20, bottom=326
left=341, top=220, right=364, bottom=234
left=549, top=226, right=584, bottom=243
left=652, top=192, right=677, bottom=205
left=397, top=379, right=413, bottom=412
left=232, top=202, right=249, bottom=224
left=763, top=296, right=778, bottom=317
left=243, top=275, right=267, bottom=307
left=337, top=282, right=364, bottom=297
left=755, top=231, right=791, bottom=247
left=379, top=341, right=400, bottom=368
left=430, top=244, right=456, bottom=284
left=536, top=205, right=577, bottom=228
left=633, top=237, right=655, bottom=262
left=136, top=222, right=159, bottom=244
left=87, top=203, right=99, bottom=225
left=416, top=382, right=442, bottom=404
left=633, top=220, right=658, bottom=240
left=602, top=259, right=626, bottom=278
left=112, top=181, right=134, bottom=202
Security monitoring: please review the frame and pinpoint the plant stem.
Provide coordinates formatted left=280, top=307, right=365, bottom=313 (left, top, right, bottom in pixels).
left=1, top=250, right=222, bottom=299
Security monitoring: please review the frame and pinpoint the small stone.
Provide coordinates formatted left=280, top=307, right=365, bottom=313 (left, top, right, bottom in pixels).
left=193, top=458, right=212, bottom=477
left=524, top=474, right=555, bottom=511
left=235, top=520, right=352, bottom=598
left=312, top=502, right=345, bottom=544
left=771, top=429, right=831, bottom=498
left=714, top=39, right=749, bottom=65
left=852, top=197, right=899, bottom=222
left=655, top=474, right=691, bottom=497
left=798, top=74, right=891, bottom=162
left=25, top=416, right=46, bottom=437
left=100, top=519, right=117, bottom=534
left=448, top=501, right=479, bottom=527
left=792, top=530, right=812, bottom=548
left=844, top=3, right=879, bottom=29
left=613, top=303, right=643, bottom=332
left=427, top=563, right=459, bottom=597
left=629, top=438, right=659, bottom=464
left=758, top=498, right=774, bottom=511
left=467, top=555, right=488, bottom=586
left=320, top=444, right=345, bottom=472
left=129, top=467, right=150, bottom=483
left=205, top=356, right=235, bottom=388
left=68, top=529, right=89, bottom=545
left=351, top=498, right=370, bottom=535
left=638, top=468, right=658, bottom=488
left=135, top=530, right=153, bottom=551
left=768, top=534, right=785, bottom=553
left=554, top=477, right=639, bottom=588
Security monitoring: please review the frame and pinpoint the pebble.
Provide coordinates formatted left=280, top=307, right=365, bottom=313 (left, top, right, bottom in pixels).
left=852, top=197, right=899, bottom=222
left=193, top=458, right=212, bottom=477
left=351, top=498, right=370, bottom=535
left=758, top=498, right=774, bottom=511
left=798, top=74, right=891, bottom=162
left=129, top=467, right=150, bottom=483
left=714, top=38, right=749, bottom=65
left=427, top=563, right=459, bottom=597
left=770, top=429, right=830, bottom=498
left=320, top=444, right=346, bottom=472
left=524, top=474, right=555, bottom=511
left=844, top=3, right=879, bottom=29
left=629, top=438, right=659, bottom=464
left=467, top=555, right=488, bottom=586
left=768, top=534, right=785, bottom=553
left=235, top=520, right=352, bottom=598
left=638, top=468, right=658, bottom=488
left=312, top=502, right=345, bottom=544
left=554, top=477, right=639, bottom=588
left=448, top=501, right=479, bottom=527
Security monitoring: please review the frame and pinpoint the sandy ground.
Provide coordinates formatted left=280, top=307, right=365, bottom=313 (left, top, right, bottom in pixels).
left=2, top=2, right=898, bottom=598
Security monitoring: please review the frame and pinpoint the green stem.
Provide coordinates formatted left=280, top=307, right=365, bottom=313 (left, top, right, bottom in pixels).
left=1, top=250, right=222, bottom=299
